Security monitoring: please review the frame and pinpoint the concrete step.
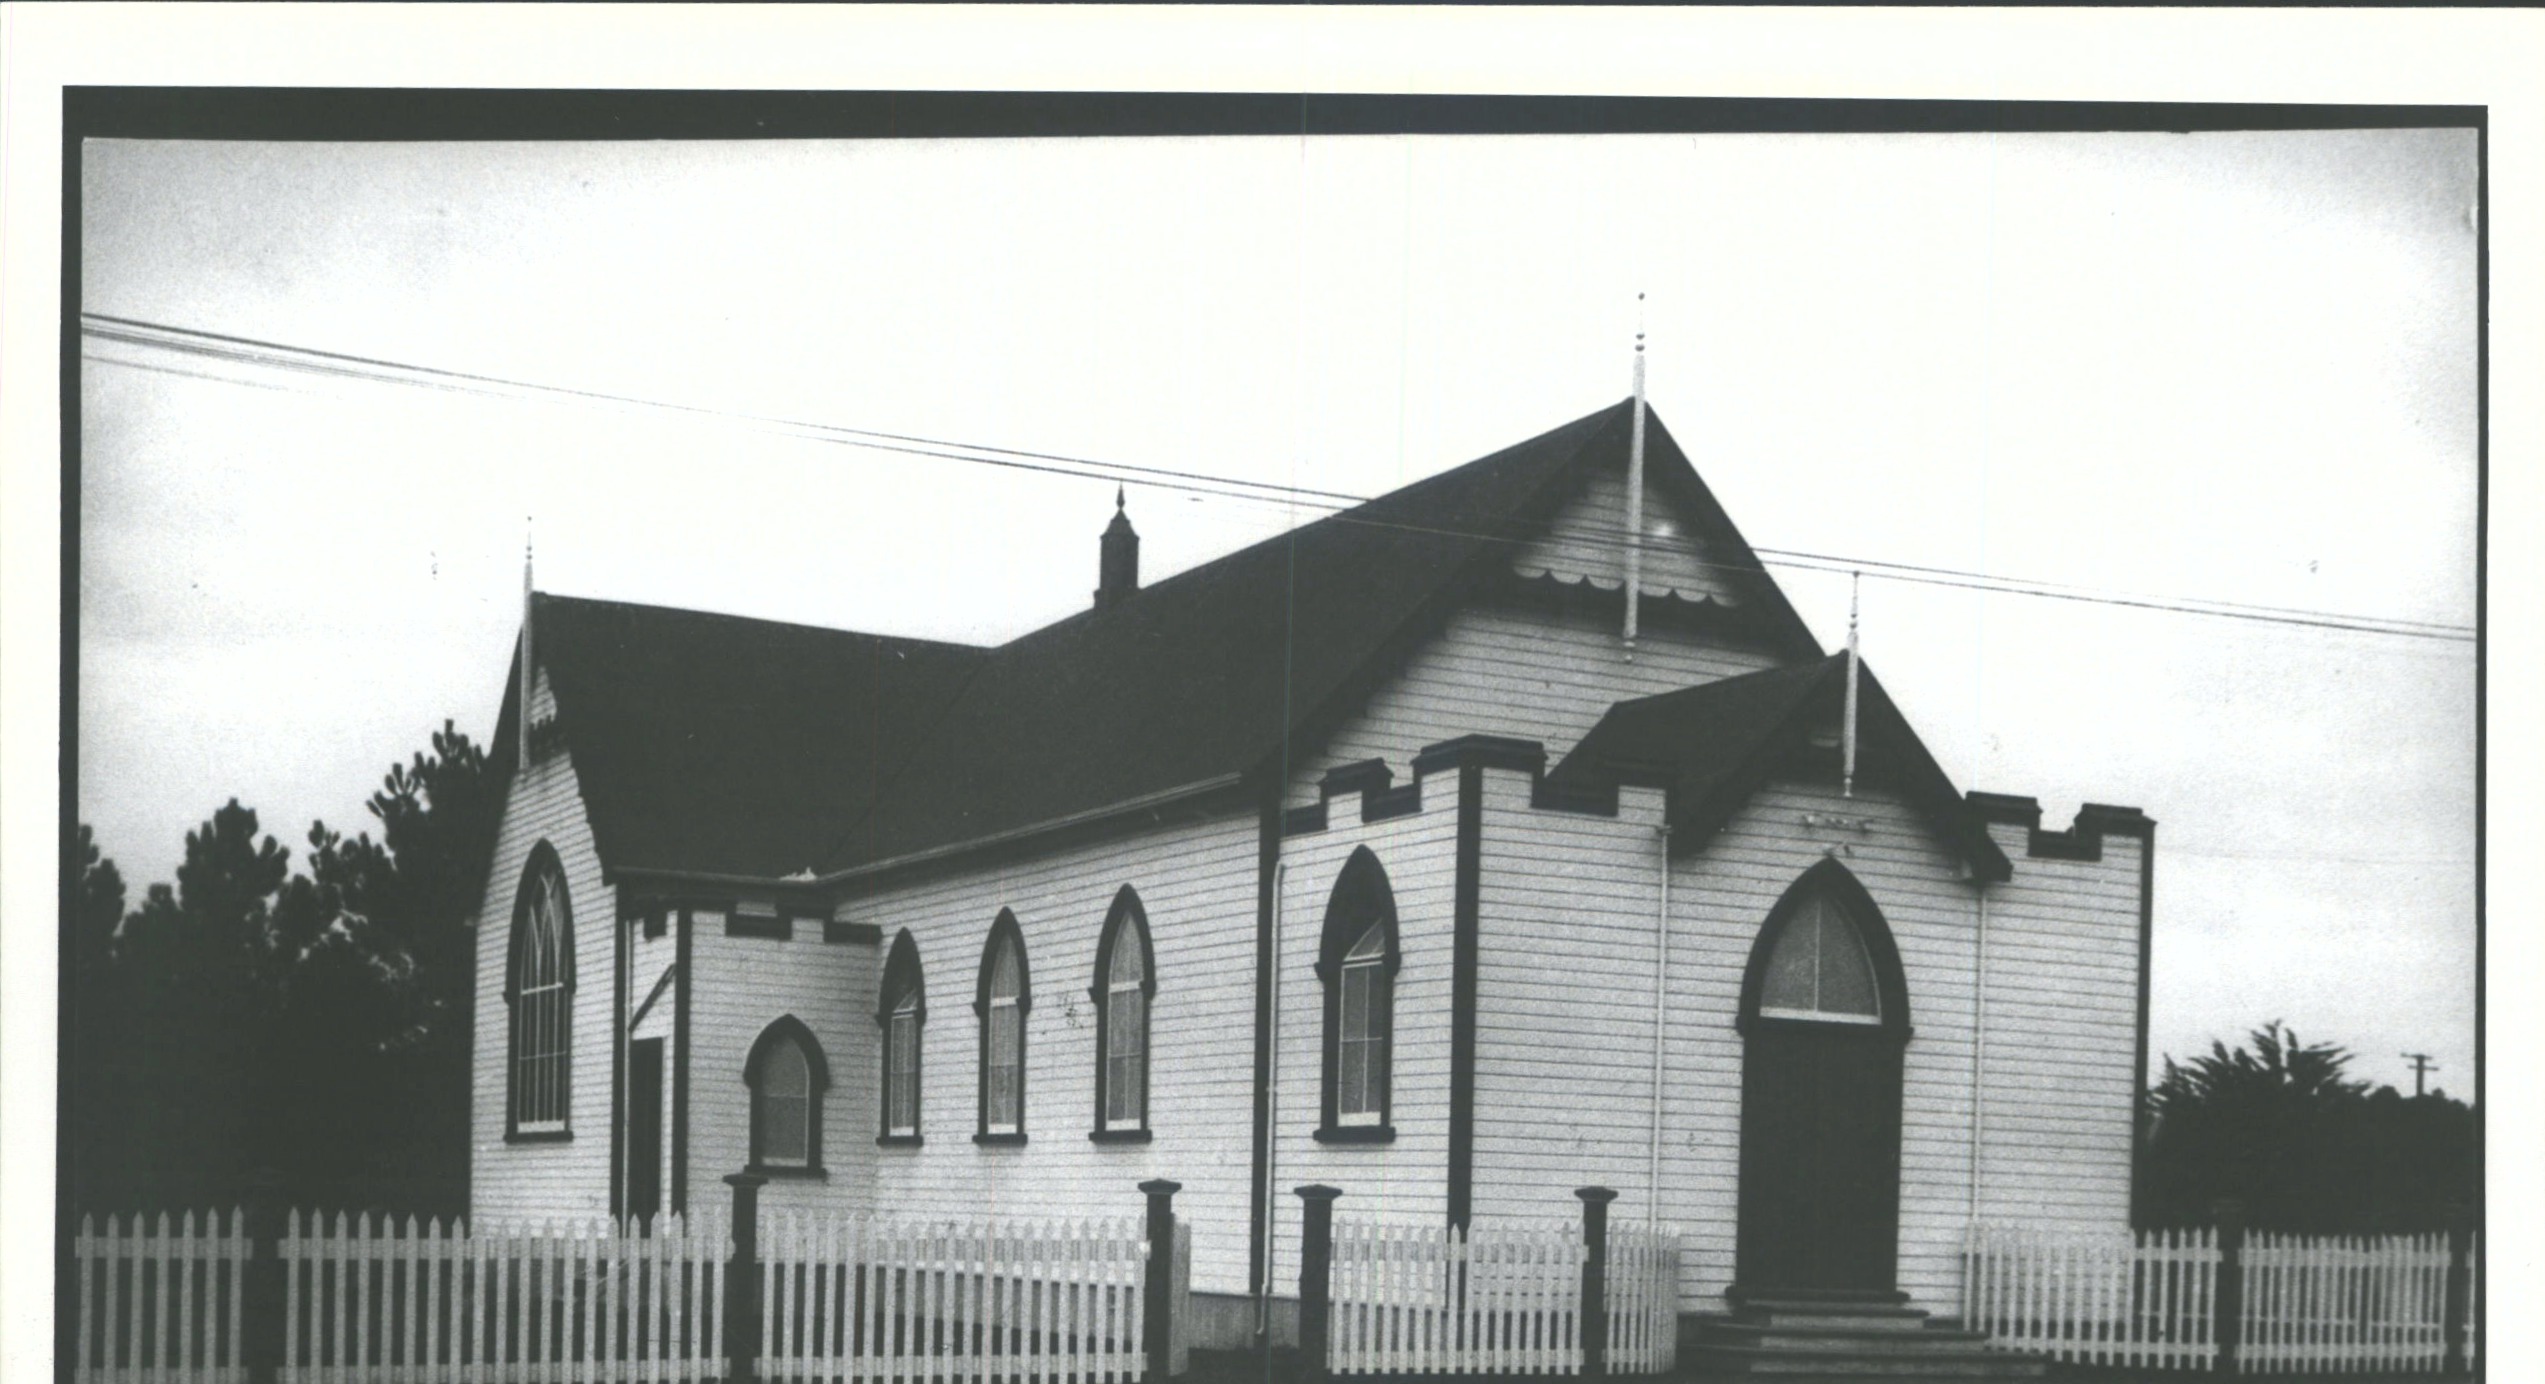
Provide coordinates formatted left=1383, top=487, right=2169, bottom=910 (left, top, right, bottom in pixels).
left=1700, top=1321, right=1999, bottom=1353
left=1685, top=1344, right=2049, bottom=1379
left=1723, top=1296, right=1934, bottom=1332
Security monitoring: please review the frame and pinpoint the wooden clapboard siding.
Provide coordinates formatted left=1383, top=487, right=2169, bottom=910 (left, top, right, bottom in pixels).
left=1305, top=602, right=1786, bottom=790
left=1466, top=768, right=1993, bottom=1312
left=1263, top=804, right=1460, bottom=1292
left=469, top=664, right=615, bottom=1225
left=1972, top=822, right=2141, bottom=1231
left=849, top=811, right=1264, bottom=1297
left=1508, top=461, right=1749, bottom=607
left=1470, top=774, right=1674, bottom=1234
left=680, top=909, right=881, bottom=1217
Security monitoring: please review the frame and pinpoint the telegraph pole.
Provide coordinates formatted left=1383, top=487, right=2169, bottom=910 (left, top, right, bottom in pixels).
left=2401, top=1052, right=2437, bottom=1097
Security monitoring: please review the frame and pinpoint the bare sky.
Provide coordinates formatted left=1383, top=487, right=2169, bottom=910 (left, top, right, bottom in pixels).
left=76, top=128, right=2479, bottom=1096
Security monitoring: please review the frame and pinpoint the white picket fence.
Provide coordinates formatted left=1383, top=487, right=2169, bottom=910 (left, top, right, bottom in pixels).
left=1327, top=1219, right=1678, bottom=1376
left=280, top=1210, right=732, bottom=1382
left=757, top=1211, right=1164, bottom=1384
left=1965, top=1223, right=2475, bottom=1374
left=73, top=1210, right=252, bottom=1383
left=1962, top=1225, right=2220, bottom=1370
left=2241, top=1229, right=2455, bottom=1373
left=76, top=1207, right=1173, bottom=1384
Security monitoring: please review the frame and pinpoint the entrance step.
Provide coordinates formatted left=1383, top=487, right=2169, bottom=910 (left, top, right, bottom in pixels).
left=1685, top=1296, right=2050, bottom=1383
left=1684, top=1344, right=2048, bottom=1378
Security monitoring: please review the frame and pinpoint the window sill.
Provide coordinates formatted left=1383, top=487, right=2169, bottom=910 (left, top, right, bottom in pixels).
left=973, top=1131, right=1029, bottom=1147
left=876, top=1133, right=924, bottom=1148
left=506, top=1128, right=574, bottom=1145
left=1313, top=1124, right=1396, bottom=1145
left=747, top=1163, right=828, bottom=1180
left=1089, top=1127, right=1153, bottom=1144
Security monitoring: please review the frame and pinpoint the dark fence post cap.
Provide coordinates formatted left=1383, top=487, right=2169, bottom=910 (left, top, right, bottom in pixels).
left=1296, top=1184, right=1342, bottom=1203
left=1575, top=1186, right=1620, bottom=1205
left=725, top=1172, right=769, bottom=1190
left=1140, top=1179, right=1184, bottom=1197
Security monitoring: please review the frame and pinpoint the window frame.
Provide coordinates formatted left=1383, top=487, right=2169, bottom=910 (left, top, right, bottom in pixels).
left=1315, top=846, right=1401, bottom=1144
left=876, top=930, right=926, bottom=1145
left=1736, top=857, right=1913, bottom=1042
left=504, top=842, right=576, bottom=1142
left=743, top=1015, right=831, bottom=1177
left=1089, top=885, right=1157, bottom=1142
left=973, top=909, right=1033, bottom=1145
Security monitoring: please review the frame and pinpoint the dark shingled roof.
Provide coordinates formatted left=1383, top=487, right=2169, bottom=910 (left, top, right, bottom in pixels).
left=495, top=398, right=1825, bottom=881
left=1552, top=654, right=2013, bottom=882
left=490, top=598, right=989, bottom=879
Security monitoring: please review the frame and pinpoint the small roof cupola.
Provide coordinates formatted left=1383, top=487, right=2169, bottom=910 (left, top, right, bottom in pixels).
left=1095, top=486, right=1140, bottom=609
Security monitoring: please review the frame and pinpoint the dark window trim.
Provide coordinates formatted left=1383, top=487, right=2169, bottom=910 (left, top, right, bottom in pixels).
left=974, top=909, right=1033, bottom=1139
left=504, top=841, right=576, bottom=1141
left=876, top=1133, right=924, bottom=1149
left=1317, top=845, right=1401, bottom=1140
left=825, top=919, right=883, bottom=945
left=972, top=1131, right=1029, bottom=1147
left=1733, top=857, right=1913, bottom=1042
left=744, top=1014, right=831, bottom=1176
left=877, top=929, right=926, bottom=1140
left=1089, top=1128, right=1154, bottom=1145
left=1312, top=1124, right=1397, bottom=1146
left=1090, top=884, right=1157, bottom=1139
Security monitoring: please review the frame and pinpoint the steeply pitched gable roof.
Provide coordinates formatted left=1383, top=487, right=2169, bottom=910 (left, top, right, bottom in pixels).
left=502, top=397, right=1827, bottom=881
left=1551, top=654, right=2013, bottom=882
left=490, top=596, right=988, bottom=879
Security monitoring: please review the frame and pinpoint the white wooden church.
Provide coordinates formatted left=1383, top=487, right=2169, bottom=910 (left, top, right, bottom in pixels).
left=468, top=396, right=2153, bottom=1345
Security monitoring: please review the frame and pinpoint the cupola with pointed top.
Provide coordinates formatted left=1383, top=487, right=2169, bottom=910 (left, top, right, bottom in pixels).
left=1095, top=486, right=1140, bottom=609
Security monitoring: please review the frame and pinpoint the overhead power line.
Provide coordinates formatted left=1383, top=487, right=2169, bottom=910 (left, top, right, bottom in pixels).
left=81, top=312, right=2477, bottom=645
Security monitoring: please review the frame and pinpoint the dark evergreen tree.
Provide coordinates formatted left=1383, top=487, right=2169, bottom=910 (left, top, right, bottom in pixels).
left=2139, top=1021, right=2477, bottom=1233
left=67, top=722, right=499, bottom=1216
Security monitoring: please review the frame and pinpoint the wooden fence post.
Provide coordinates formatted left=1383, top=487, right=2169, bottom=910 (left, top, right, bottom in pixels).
left=2211, top=1199, right=2245, bottom=1376
left=1296, top=1186, right=1340, bottom=1384
left=723, top=1172, right=767, bottom=1384
left=2443, top=1202, right=2474, bottom=1376
left=1141, top=1180, right=1183, bottom=1380
left=242, top=1169, right=287, bottom=1384
left=1576, top=1187, right=1618, bottom=1378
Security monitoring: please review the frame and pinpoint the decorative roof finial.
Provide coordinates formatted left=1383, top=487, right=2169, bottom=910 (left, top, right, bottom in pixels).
left=1116, top=483, right=1126, bottom=513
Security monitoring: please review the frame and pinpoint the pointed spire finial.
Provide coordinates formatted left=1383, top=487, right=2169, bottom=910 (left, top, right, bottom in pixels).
left=1116, top=483, right=1126, bottom=513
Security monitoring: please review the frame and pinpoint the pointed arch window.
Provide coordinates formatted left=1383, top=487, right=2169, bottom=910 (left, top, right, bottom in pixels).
left=1316, top=847, right=1400, bottom=1143
left=745, top=1017, right=830, bottom=1175
left=877, top=931, right=925, bottom=1145
left=1758, top=892, right=1882, bottom=1023
left=976, top=911, right=1032, bottom=1143
left=1738, top=858, right=1912, bottom=1039
left=1091, top=887, right=1157, bottom=1140
left=505, top=844, right=575, bottom=1140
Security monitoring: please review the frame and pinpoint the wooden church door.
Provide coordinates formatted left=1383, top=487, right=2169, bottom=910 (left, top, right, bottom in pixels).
left=1733, top=862, right=1910, bottom=1299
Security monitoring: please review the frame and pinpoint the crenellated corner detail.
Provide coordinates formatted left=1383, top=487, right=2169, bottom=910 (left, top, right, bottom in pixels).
left=1968, top=791, right=2154, bottom=862
left=1285, top=735, right=1568, bottom=837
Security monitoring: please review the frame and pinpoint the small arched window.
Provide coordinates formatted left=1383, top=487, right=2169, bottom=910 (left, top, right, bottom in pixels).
left=1316, top=847, right=1400, bottom=1142
left=1758, top=892, right=1881, bottom=1023
left=1738, top=857, right=1911, bottom=1039
left=976, top=911, right=1032, bottom=1142
left=877, top=931, right=925, bottom=1144
left=745, top=1016, right=830, bottom=1175
left=505, top=844, right=575, bottom=1138
left=1091, top=887, right=1157, bottom=1138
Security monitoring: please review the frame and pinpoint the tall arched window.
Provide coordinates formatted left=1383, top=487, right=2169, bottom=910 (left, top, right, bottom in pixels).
left=745, top=1016, right=830, bottom=1175
left=1316, top=847, right=1400, bottom=1142
left=976, top=911, right=1032, bottom=1142
left=1091, top=886, right=1157, bottom=1139
left=877, top=930, right=925, bottom=1144
left=505, top=843, right=575, bottom=1138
